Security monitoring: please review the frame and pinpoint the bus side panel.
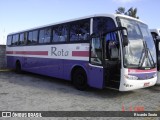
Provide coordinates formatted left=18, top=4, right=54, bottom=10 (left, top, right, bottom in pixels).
left=6, top=56, right=24, bottom=69
left=6, top=55, right=105, bottom=89
left=6, top=56, right=15, bottom=68
left=88, top=65, right=104, bottom=89
left=63, top=60, right=89, bottom=81
left=23, top=57, right=64, bottom=79
left=63, top=60, right=104, bottom=89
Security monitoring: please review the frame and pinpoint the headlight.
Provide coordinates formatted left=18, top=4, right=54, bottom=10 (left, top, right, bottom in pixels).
left=125, top=75, right=138, bottom=80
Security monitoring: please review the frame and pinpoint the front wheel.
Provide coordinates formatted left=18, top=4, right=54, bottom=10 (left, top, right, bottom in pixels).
left=72, top=68, right=88, bottom=91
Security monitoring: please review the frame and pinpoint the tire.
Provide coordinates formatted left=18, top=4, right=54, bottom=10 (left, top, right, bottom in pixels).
left=72, top=68, right=88, bottom=91
left=15, top=62, right=22, bottom=74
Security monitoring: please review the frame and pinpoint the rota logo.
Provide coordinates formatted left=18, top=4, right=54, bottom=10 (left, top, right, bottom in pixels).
left=51, top=47, right=69, bottom=56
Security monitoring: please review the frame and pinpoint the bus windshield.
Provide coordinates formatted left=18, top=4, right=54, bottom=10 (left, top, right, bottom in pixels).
left=119, top=18, right=156, bottom=68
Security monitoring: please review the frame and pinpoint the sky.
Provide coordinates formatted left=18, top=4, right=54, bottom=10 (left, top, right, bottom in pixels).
left=0, top=0, right=159, bottom=44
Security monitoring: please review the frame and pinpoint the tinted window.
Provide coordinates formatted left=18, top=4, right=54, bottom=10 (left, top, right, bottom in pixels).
left=28, top=30, right=38, bottom=45
left=52, top=25, right=68, bottom=42
left=12, top=34, right=19, bottom=46
left=39, top=29, right=45, bottom=43
left=70, top=24, right=79, bottom=41
left=44, top=28, right=51, bottom=43
left=90, top=38, right=102, bottom=65
left=19, top=33, right=24, bottom=45
left=32, top=31, right=38, bottom=44
left=93, top=17, right=116, bottom=34
left=70, top=19, right=90, bottom=41
left=7, top=35, right=12, bottom=46
left=28, top=31, right=32, bottom=44
left=39, top=28, right=51, bottom=44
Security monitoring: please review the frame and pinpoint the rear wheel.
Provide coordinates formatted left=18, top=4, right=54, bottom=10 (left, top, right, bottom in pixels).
left=72, top=68, right=88, bottom=91
left=15, top=62, right=22, bottom=74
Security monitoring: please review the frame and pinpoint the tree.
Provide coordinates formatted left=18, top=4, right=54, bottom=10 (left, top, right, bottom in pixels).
left=115, top=7, right=127, bottom=15
left=127, top=7, right=139, bottom=19
left=115, top=7, right=139, bottom=19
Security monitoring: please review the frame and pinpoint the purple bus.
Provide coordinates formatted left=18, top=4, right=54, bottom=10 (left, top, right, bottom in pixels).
left=6, top=14, right=157, bottom=91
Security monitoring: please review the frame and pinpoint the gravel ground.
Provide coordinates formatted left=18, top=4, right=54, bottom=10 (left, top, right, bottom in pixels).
left=0, top=71, right=160, bottom=120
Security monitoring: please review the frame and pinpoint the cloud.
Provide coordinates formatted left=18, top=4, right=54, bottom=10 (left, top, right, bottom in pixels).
left=113, top=0, right=140, bottom=3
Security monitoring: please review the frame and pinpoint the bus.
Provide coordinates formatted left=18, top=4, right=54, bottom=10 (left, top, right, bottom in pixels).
left=6, top=14, right=157, bottom=91
left=150, top=29, right=160, bottom=84
left=150, top=29, right=160, bottom=41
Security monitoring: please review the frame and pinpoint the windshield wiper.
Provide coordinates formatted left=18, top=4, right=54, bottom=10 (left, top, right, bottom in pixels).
left=138, top=41, right=155, bottom=68
left=138, top=48, right=145, bottom=68
left=147, top=47, right=156, bottom=68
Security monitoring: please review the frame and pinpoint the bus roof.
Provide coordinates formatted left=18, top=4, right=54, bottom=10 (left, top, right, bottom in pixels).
left=150, top=29, right=160, bottom=32
left=8, top=13, right=146, bottom=35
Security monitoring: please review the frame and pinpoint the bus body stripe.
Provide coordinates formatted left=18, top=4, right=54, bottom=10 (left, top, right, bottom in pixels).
left=6, top=51, right=48, bottom=56
left=128, top=68, right=157, bottom=73
left=6, top=51, right=90, bottom=57
left=72, top=51, right=89, bottom=57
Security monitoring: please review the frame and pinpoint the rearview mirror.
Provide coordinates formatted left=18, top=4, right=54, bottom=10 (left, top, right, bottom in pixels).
left=157, top=36, right=160, bottom=40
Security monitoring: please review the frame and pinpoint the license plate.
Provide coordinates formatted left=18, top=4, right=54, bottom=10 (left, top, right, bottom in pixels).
left=144, top=82, right=150, bottom=87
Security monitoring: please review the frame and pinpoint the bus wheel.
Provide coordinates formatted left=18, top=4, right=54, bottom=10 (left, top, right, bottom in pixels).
left=15, top=62, right=22, bottom=74
left=72, top=68, right=88, bottom=91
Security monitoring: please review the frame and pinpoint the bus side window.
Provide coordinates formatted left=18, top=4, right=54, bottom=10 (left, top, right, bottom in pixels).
left=52, top=25, right=68, bottom=43
left=32, top=30, right=38, bottom=44
left=90, top=38, right=102, bottom=65
left=52, top=27, right=60, bottom=42
left=70, top=24, right=79, bottom=41
left=44, top=28, right=51, bottom=43
left=28, top=30, right=38, bottom=45
left=39, top=29, right=45, bottom=44
left=19, top=33, right=24, bottom=45
left=7, top=35, right=12, bottom=46
left=28, top=31, right=33, bottom=45
left=70, top=19, right=90, bottom=41
left=60, top=25, right=68, bottom=42
left=106, top=32, right=119, bottom=60
left=12, top=34, right=19, bottom=46
left=79, top=21, right=90, bottom=40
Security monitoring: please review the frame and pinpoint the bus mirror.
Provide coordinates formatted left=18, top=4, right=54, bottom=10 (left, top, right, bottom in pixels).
left=123, top=35, right=128, bottom=46
left=157, top=36, right=160, bottom=40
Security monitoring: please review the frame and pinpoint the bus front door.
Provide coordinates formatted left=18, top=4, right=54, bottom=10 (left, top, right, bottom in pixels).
left=88, top=37, right=104, bottom=89
left=104, top=32, right=121, bottom=89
